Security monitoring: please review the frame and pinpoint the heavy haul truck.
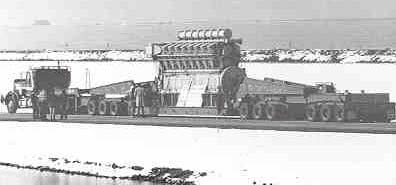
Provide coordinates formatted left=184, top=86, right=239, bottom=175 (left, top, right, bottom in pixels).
left=2, top=28, right=395, bottom=122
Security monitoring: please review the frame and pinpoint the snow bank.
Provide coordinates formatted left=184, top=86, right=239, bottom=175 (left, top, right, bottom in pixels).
left=243, top=49, right=396, bottom=63
left=0, top=121, right=395, bottom=185
left=0, top=50, right=150, bottom=61
left=2, top=49, right=396, bottom=63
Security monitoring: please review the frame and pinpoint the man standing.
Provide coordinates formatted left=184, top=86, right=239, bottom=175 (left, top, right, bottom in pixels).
left=128, top=83, right=136, bottom=116
left=38, top=89, right=48, bottom=121
left=216, top=86, right=225, bottom=115
left=134, top=84, right=145, bottom=117
left=31, top=90, right=39, bottom=119
left=60, top=90, right=68, bottom=120
left=48, top=89, right=57, bottom=121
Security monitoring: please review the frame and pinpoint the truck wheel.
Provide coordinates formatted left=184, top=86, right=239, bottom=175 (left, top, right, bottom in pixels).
left=334, top=106, right=345, bottom=122
left=7, top=98, right=17, bottom=113
left=87, top=99, right=98, bottom=115
left=98, top=100, right=109, bottom=115
left=305, top=104, right=318, bottom=121
left=119, top=102, right=129, bottom=116
left=265, top=103, right=281, bottom=121
left=252, top=102, right=265, bottom=120
left=239, top=103, right=249, bottom=119
left=320, top=104, right=334, bottom=122
left=109, top=101, right=120, bottom=116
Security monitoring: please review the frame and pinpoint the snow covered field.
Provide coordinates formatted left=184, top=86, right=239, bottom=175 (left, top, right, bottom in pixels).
left=0, top=121, right=395, bottom=185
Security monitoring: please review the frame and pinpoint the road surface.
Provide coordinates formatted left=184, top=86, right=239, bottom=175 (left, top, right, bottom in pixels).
left=0, top=113, right=395, bottom=134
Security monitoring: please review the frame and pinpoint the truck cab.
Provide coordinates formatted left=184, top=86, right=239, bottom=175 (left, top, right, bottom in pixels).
left=0, top=72, right=34, bottom=113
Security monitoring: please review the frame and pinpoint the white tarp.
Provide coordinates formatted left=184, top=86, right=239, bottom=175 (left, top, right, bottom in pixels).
left=176, top=79, right=192, bottom=107
left=184, top=84, right=207, bottom=107
left=176, top=79, right=208, bottom=107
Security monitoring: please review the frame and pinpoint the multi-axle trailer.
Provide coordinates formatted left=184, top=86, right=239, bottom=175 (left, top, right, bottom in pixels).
left=2, top=28, right=395, bottom=122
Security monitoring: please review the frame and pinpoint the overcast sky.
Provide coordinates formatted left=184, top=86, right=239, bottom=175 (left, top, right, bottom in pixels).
left=2, top=0, right=396, bottom=25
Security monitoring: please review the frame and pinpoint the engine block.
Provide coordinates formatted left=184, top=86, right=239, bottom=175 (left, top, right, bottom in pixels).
left=152, top=28, right=244, bottom=108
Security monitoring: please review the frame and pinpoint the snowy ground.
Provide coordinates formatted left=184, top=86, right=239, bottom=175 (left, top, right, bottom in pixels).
left=0, top=121, right=395, bottom=185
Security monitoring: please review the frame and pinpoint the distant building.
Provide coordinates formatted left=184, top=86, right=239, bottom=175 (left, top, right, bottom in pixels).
left=33, top=20, right=51, bottom=26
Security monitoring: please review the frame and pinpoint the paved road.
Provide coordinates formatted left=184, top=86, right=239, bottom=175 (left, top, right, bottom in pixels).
left=0, top=113, right=396, bottom=134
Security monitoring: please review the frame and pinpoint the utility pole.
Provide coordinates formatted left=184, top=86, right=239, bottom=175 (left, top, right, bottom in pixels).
left=85, top=68, right=91, bottom=89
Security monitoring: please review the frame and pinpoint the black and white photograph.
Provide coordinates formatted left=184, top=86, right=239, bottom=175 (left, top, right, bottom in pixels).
left=0, top=0, right=396, bottom=185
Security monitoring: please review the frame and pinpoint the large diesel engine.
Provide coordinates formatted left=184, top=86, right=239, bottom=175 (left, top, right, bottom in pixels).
left=151, top=28, right=246, bottom=114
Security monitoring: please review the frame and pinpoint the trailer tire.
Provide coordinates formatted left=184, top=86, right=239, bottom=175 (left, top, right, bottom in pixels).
left=65, top=98, right=73, bottom=114
left=98, top=100, right=109, bottom=115
left=7, top=98, right=17, bottom=113
left=319, top=104, right=334, bottom=122
left=239, top=103, right=249, bottom=119
left=252, top=102, right=266, bottom=120
left=334, top=106, right=345, bottom=122
left=265, top=103, right=282, bottom=121
left=305, top=104, right=318, bottom=122
left=87, top=99, right=98, bottom=115
left=119, top=102, right=129, bottom=116
left=109, top=101, right=120, bottom=116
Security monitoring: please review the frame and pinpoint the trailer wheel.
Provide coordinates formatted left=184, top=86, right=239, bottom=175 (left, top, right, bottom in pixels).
left=7, top=98, right=17, bottom=113
left=87, top=99, right=98, bottom=115
left=320, top=104, right=334, bottom=122
left=265, top=103, right=281, bottom=120
left=98, top=100, right=109, bottom=115
left=109, top=101, right=120, bottom=116
left=119, top=102, right=129, bottom=116
left=334, top=106, right=345, bottom=122
left=239, top=103, right=250, bottom=119
left=252, top=102, right=266, bottom=120
left=305, top=104, right=318, bottom=122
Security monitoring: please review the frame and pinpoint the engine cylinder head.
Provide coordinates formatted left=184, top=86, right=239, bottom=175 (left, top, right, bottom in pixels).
left=177, top=28, right=232, bottom=40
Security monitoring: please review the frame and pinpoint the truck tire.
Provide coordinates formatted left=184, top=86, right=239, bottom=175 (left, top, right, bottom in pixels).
left=239, top=103, right=250, bottom=119
left=305, top=104, right=318, bottom=122
left=319, top=104, right=334, bottom=122
left=7, top=98, right=17, bottom=113
left=109, top=101, right=120, bottom=116
left=98, top=100, right=109, bottom=115
left=87, top=99, right=98, bottom=115
left=334, top=106, right=345, bottom=122
left=265, top=103, right=282, bottom=120
left=119, top=102, right=129, bottom=116
left=252, top=102, right=266, bottom=120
